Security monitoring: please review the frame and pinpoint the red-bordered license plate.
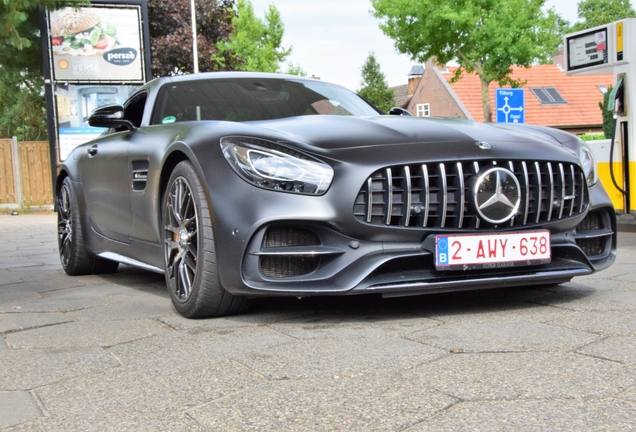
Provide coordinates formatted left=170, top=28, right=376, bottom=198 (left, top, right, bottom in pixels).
left=435, top=230, right=551, bottom=271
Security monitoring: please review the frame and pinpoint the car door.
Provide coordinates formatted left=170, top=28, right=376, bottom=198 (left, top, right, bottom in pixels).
left=79, top=91, right=148, bottom=244
left=79, top=130, right=132, bottom=243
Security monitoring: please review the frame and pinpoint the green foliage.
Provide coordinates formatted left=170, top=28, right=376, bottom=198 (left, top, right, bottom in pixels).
left=357, top=52, right=395, bottom=113
left=578, top=132, right=607, bottom=141
left=215, top=0, right=292, bottom=73
left=371, top=0, right=564, bottom=122
left=148, top=0, right=237, bottom=76
left=284, top=62, right=307, bottom=76
left=0, top=78, right=48, bottom=141
left=1, top=0, right=84, bottom=50
left=571, top=0, right=636, bottom=32
left=1, top=1, right=85, bottom=139
left=599, top=85, right=615, bottom=139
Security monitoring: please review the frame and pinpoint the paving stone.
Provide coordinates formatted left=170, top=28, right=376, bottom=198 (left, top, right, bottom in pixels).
left=0, top=335, right=7, bottom=350
left=4, top=411, right=207, bottom=432
left=0, top=291, right=41, bottom=305
left=404, top=352, right=635, bottom=400
left=549, top=310, right=636, bottom=336
left=159, top=308, right=313, bottom=331
left=5, top=319, right=172, bottom=349
left=578, top=336, right=636, bottom=365
left=0, top=348, right=120, bottom=391
left=65, top=293, right=173, bottom=322
left=35, top=358, right=264, bottom=419
left=0, top=391, right=42, bottom=429
left=0, top=312, right=67, bottom=334
left=234, top=333, right=446, bottom=380
left=267, top=312, right=440, bottom=340
left=534, top=284, right=636, bottom=311
left=108, top=326, right=294, bottom=368
left=409, top=398, right=636, bottom=431
left=189, top=373, right=456, bottom=431
left=0, top=295, right=114, bottom=314
left=0, top=270, right=23, bottom=286
left=409, top=321, right=599, bottom=352
left=421, top=301, right=575, bottom=325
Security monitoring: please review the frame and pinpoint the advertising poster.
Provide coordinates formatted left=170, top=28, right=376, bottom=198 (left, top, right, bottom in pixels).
left=55, top=84, right=138, bottom=160
left=49, top=6, right=144, bottom=82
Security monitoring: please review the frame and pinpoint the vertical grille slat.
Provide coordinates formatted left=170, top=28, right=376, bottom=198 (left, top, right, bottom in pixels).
left=522, top=161, right=530, bottom=225
left=403, top=166, right=412, bottom=227
left=366, top=178, right=373, bottom=223
left=439, top=163, right=447, bottom=228
left=422, top=164, right=430, bottom=228
left=546, top=162, right=554, bottom=222
left=569, top=165, right=576, bottom=216
left=385, top=168, right=393, bottom=225
left=354, top=159, right=588, bottom=230
left=535, top=162, right=542, bottom=224
left=457, top=162, right=464, bottom=228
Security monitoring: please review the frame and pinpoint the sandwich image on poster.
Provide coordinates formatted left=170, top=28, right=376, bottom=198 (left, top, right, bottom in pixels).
left=49, top=6, right=144, bottom=82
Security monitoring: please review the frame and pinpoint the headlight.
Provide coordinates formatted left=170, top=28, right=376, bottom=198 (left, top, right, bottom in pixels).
left=220, top=137, right=334, bottom=195
left=577, top=139, right=598, bottom=186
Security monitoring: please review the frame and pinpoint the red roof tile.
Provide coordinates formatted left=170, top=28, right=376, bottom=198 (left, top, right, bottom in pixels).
left=444, top=64, right=612, bottom=127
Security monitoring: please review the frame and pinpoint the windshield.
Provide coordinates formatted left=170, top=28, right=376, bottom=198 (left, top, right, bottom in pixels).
left=151, top=78, right=381, bottom=124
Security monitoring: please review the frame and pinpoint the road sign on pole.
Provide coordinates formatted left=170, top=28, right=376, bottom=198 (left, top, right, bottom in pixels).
left=495, top=88, right=525, bottom=123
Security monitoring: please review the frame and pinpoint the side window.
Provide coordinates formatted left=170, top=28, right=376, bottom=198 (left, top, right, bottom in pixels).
left=124, top=92, right=148, bottom=128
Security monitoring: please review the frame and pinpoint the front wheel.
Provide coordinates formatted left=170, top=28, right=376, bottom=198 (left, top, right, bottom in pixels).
left=162, top=161, right=248, bottom=318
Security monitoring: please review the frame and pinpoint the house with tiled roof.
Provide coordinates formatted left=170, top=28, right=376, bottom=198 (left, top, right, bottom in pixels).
left=396, top=55, right=612, bottom=134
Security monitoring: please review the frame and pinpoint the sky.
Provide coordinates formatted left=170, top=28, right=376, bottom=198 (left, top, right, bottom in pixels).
left=247, top=0, right=582, bottom=91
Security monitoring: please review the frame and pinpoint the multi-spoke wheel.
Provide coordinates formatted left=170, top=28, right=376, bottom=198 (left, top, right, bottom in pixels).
left=162, top=161, right=248, bottom=318
left=57, top=177, right=119, bottom=275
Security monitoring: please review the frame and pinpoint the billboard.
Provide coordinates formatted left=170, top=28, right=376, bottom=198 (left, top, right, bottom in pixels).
left=54, top=84, right=137, bottom=160
left=48, top=6, right=145, bottom=82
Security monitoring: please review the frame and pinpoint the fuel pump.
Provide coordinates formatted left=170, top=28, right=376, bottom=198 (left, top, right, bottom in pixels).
left=565, top=18, right=635, bottom=214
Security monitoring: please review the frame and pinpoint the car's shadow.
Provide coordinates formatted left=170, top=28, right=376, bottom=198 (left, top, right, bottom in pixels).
left=94, top=265, right=598, bottom=322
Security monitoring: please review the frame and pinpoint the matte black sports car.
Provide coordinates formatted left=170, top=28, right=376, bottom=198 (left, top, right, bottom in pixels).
left=56, top=72, right=616, bottom=318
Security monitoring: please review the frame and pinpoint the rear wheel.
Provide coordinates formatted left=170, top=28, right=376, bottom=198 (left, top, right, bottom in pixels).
left=57, top=177, right=119, bottom=275
left=162, top=161, right=248, bottom=318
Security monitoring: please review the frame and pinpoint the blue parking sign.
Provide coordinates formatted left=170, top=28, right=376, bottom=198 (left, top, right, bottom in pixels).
left=495, top=88, right=525, bottom=123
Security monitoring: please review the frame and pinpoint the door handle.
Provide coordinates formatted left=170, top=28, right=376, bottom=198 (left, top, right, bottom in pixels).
left=88, top=145, right=98, bottom=156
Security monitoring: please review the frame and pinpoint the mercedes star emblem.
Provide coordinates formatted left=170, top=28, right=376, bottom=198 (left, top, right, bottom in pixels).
left=473, top=167, right=521, bottom=224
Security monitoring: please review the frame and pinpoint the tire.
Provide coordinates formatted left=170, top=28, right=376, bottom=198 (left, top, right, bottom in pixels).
left=162, top=161, right=249, bottom=318
left=57, top=177, right=119, bottom=275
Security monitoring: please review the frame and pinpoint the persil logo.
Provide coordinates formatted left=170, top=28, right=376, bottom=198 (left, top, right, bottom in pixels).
left=104, top=48, right=138, bottom=66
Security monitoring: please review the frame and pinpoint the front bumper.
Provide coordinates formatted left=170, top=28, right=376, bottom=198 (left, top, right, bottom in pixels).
left=205, top=158, right=616, bottom=298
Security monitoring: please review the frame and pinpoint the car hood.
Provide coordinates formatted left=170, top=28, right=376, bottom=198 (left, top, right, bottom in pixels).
left=242, top=115, right=578, bottom=163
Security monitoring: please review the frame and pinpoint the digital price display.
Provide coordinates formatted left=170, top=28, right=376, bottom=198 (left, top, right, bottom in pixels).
left=566, top=27, right=609, bottom=72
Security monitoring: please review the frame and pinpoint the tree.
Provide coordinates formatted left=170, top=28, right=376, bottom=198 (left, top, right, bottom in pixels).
left=215, top=0, right=291, bottom=73
left=371, top=0, right=563, bottom=122
left=0, top=1, right=83, bottom=140
left=571, top=0, right=636, bottom=32
left=148, top=0, right=237, bottom=77
left=357, top=52, right=395, bottom=113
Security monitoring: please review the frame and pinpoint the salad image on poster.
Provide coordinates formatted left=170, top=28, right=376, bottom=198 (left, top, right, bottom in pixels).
left=49, top=6, right=144, bottom=82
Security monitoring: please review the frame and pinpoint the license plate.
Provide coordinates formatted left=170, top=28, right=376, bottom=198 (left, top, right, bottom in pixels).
left=435, top=230, right=551, bottom=270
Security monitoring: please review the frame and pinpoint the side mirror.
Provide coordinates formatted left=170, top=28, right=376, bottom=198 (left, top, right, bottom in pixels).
left=88, top=104, right=138, bottom=132
left=388, top=107, right=412, bottom=116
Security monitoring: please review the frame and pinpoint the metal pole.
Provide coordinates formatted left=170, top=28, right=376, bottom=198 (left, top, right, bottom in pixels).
left=190, top=0, right=199, bottom=73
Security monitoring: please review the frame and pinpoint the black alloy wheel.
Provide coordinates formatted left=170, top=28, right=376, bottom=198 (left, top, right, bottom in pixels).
left=57, top=177, right=118, bottom=275
left=162, top=161, right=248, bottom=318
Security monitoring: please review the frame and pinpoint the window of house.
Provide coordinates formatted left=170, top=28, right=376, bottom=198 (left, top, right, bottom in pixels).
left=530, top=87, right=567, bottom=105
left=416, top=103, right=430, bottom=117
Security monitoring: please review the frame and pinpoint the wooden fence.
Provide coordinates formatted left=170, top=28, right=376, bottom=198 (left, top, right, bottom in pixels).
left=0, top=138, right=53, bottom=207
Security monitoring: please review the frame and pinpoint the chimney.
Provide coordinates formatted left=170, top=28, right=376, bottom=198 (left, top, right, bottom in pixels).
left=407, top=65, right=424, bottom=96
left=552, top=50, right=564, bottom=69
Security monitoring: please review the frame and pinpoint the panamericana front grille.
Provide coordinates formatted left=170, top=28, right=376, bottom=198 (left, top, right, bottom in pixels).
left=353, top=160, right=589, bottom=230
